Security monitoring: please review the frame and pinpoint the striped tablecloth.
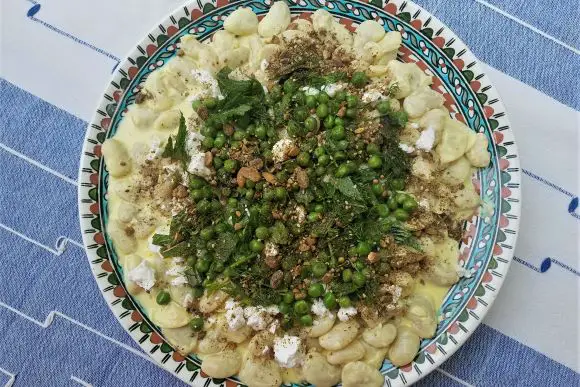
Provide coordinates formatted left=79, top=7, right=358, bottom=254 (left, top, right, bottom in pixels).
left=1, top=1, right=578, bottom=386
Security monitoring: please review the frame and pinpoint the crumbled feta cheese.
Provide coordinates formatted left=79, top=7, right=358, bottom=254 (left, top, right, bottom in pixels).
left=337, top=306, right=358, bottom=321
left=383, top=285, right=402, bottom=304
left=243, top=305, right=279, bottom=331
left=166, top=260, right=188, bottom=287
left=264, top=242, right=279, bottom=258
left=273, top=335, right=303, bottom=368
left=260, top=59, right=269, bottom=72
left=145, top=138, right=163, bottom=161
left=148, top=224, right=170, bottom=255
left=127, top=260, right=156, bottom=291
left=311, top=299, right=331, bottom=317
left=362, top=91, right=385, bottom=103
left=170, top=276, right=189, bottom=286
left=409, top=122, right=420, bottom=129
left=165, top=264, right=186, bottom=277
left=321, top=83, right=345, bottom=97
left=268, top=320, right=279, bottom=334
left=183, top=292, right=194, bottom=308
left=189, top=69, right=223, bottom=100
left=272, top=139, right=295, bottom=162
left=187, top=153, right=211, bottom=178
left=415, top=126, right=436, bottom=151
left=418, top=198, right=430, bottom=210
left=225, top=299, right=246, bottom=330
left=399, top=143, right=415, bottom=153
left=456, top=264, right=473, bottom=278
left=295, top=205, right=306, bottom=224
left=300, top=86, right=319, bottom=96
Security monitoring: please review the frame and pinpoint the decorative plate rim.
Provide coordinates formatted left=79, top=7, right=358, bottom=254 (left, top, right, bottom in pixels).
left=77, top=1, right=521, bottom=385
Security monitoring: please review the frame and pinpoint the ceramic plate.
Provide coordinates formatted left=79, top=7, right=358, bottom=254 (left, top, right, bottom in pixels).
left=78, top=0, right=521, bottom=385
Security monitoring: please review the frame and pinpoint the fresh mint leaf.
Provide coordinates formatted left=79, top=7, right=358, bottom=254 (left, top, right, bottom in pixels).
left=270, top=221, right=289, bottom=245
left=336, top=177, right=364, bottom=202
left=213, top=232, right=237, bottom=262
left=161, top=112, right=189, bottom=166
left=152, top=234, right=172, bottom=247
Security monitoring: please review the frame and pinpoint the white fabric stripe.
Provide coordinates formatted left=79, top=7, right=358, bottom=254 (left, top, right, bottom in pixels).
left=437, top=369, right=476, bottom=387
left=0, top=223, right=83, bottom=256
left=474, top=0, right=580, bottom=55
left=0, top=301, right=158, bottom=368
left=0, top=143, right=78, bottom=186
left=0, top=368, right=16, bottom=387
left=70, top=375, right=93, bottom=387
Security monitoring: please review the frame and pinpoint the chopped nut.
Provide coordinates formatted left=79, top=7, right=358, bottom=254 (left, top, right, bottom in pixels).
left=124, top=226, right=135, bottom=236
left=270, top=270, right=284, bottom=289
left=367, top=251, right=379, bottom=264
left=294, top=168, right=309, bottom=189
left=355, top=127, right=365, bottom=134
left=204, top=152, right=213, bottom=167
left=286, top=145, right=300, bottom=157
left=262, top=172, right=278, bottom=185
left=237, top=167, right=262, bottom=187
left=234, top=223, right=242, bottom=231
left=248, top=158, right=264, bottom=170
left=265, top=255, right=281, bottom=269
left=235, top=211, right=241, bottom=217
left=177, top=49, right=185, bottom=57
left=172, top=185, right=188, bottom=199
left=223, top=123, right=234, bottom=136
left=337, top=106, right=346, bottom=117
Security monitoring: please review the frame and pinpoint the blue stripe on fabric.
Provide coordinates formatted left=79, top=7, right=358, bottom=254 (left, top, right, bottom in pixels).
left=0, top=307, right=185, bottom=387
left=438, top=324, right=579, bottom=386
left=0, top=228, right=141, bottom=351
left=0, top=79, right=85, bottom=181
left=483, top=0, right=580, bottom=49
left=413, top=0, right=580, bottom=109
left=0, top=151, right=82, bottom=245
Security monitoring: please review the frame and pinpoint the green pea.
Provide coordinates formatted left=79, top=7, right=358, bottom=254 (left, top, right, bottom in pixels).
left=196, top=258, right=211, bottom=273
left=366, top=143, right=380, bottom=154
left=274, top=187, right=287, bottom=201
left=263, top=189, right=275, bottom=201
left=283, top=79, right=297, bottom=93
left=351, top=71, right=369, bottom=88
left=189, top=317, right=204, bottom=331
left=342, top=268, right=353, bottom=282
left=338, top=296, right=352, bottom=308
left=267, top=128, right=276, bottom=138
left=316, top=103, right=329, bottom=118
left=304, top=116, right=319, bottom=132
left=318, top=154, right=330, bottom=166
left=377, top=100, right=390, bottom=114
left=330, top=125, right=346, bottom=140
left=308, top=283, right=325, bottom=298
left=213, top=157, right=224, bottom=169
left=190, top=177, right=205, bottom=189
left=391, top=178, right=405, bottom=191
left=254, top=125, right=267, bottom=139
left=387, top=196, right=398, bottom=210
left=255, top=226, right=270, bottom=240
left=323, top=115, right=335, bottom=129
left=306, top=95, right=318, bottom=108
left=335, top=91, right=347, bottom=102
left=393, top=208, right=409, bottom=221
left=294, top=91, right=306, bottom=105
left=356, top=241, right=372, bottom=256
left=345, top=108, right=357, bottom=118
left=403, top=197, right=418, bottom=212
left=294, top=107, right=309, bottom=122
left=314, top=146, right=326, bottom=158
left=353, top=271, right=366, bottom=286
left=233, top=129, right=247, bottom=141
left=215, top=222, right=229, bottom=233
left=379, top=216, right=396, bottom=232
left=201, top=126, right=216, bottom=138
left=336, top=140, right=349, bottom=151
left=297, top=152, right=310, bottom=167
left=315, top=166, right=326, bottom=176
left=200, top=227, right=214, bottom=241
left=323, top=292, right=337, bottom=309
left=294, top=300, right=310, bottom=315
left=354, top=260, right=365, bottom=271
left=227, top=198, right=238, bottom=207
left=279, top=302, right=292, bottom=315
left=395, top=192, right=408, bottom=205
left=314, top=204, right=324, bottom=213
left=333, top=151, right=347, bottom=161
left=249, top=239, right=264, bottom=252
left=390, top=110, right=409, bottom=127
left=312, top=262, right=328, bottom=278
left=223, top=159, right=238, bottom=173
left=204, top=97, right=217, bottom=109
left=156, top=290, right=171, bottom=305
left=283, top=292, right=294, bottom=304
left=307, top=212, right=321, bottom=222
left=213, top=135, right=226, bottom=149
left=317, top=92, right=330, bottom=103
left=368, top=155, right=382, bottom=169
left=190, top=189, right=204, bottom=202
left=371, top=183, right=384, bottom=196
left=245, top=188, right=255, bottom=200
left=186, top=256, right=197, bottom=267
left=375, top=204, right=390, bottom=217
left=196, top=199, right=211, bottom=214
left=191, top=100, right=203, bottom=110
left=335, top=163, right=352, bottom=178
left=244, top=179, right=255, bottom=189
left=346, top=95, right=359, bottom=108
left=300, top=314, right=313, bottom=326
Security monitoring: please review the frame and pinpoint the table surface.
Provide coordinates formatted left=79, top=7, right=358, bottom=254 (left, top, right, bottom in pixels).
left=1, top=0, right=579, bottom=386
